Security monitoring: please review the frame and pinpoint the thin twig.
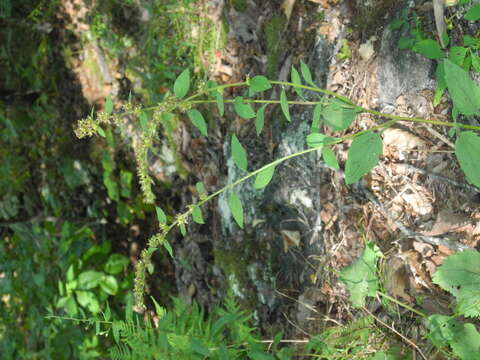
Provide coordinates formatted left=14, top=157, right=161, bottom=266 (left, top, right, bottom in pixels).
left=362, top=307, right=428, bottom=360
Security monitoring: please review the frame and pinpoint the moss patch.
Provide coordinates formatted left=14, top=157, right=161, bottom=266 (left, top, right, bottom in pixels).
left=264, top=15, right=286, bottom=79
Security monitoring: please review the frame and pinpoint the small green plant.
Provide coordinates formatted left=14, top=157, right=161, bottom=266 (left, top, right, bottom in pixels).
left=340, top=242, right=480, bottom=359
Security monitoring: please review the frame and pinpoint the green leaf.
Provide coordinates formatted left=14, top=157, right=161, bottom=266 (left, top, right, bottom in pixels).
left=249, top=75, right=271, bottom=95
left=465, top=4, right=480, bottom=21
left=180, top=223, right=187, bottom=236
left=192, top=205, right=204, bottom=224
left=398, top=36, right=415, bottom=50
left=444, top=59, right=480, bottom=115
left=290, top=66, right=303, bottom=98
left=449, top=46, right=468, bottom=67
left=432, top=249, right=480, bottom=317
left=322, top=147, right=339, bottom=169
left=120, top=170, right=133, bottom=198
left=187, top=109, right=208, bottom=137
left=78, top=270, right=104, bottom=289
left=323, top=99, right=358, bottom=131
left=196, top=182, right=206, bottom=198
left=163, top=239, right=174, bottom=258
left=228, top=192, right=244, bottom=229
left=233, top=96, right=255, bottom=119
left=464, top=35, right=480, bottom=47
left=150, top=296, right=167, bottom=319
left=139, top=111, right=148, bottom=131
left=455, top=131, right=480, bottom=188
left=427, top=315, right=480, bottom=360
left=231, top=134, right=248, bottom=171
left=255, top=104, right=266, bottom=136
left=254, top=165, right=275, bottom=189
left=412, top=39, right=444, bottom=59
left=174, top=69, right=190, bottom=99
left=345, top=132, right=382, bottom=184
left=156, top=206, right=167, bottom=224
left=104, top=254, right=129, bottom=274
left=471, top=53, right=480, bottom=72
left=105, top=95, right=113, bottom=114
left=300, top=60, right=315, bottom=86
left=306, top=133, right=335, bottom=148
left=100, top=275, right=119, bottom=295
left=311, top=103, right=322, bottom=133
left=76, top=290, right=101, bottom=314
left=434, top=62, right=447, bottom=106
left=215, top=90, right=225, bottom=116
left=339, top=241, right=382, bottom=308
left=280, top=89, right=291, bottom=122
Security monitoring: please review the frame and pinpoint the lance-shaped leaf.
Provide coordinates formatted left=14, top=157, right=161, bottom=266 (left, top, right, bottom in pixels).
left=254, top=165, right=275, bottom=189
left=311, top=103, right=322, bottom=133
left=233, top=96, right=255, bottom=119
left=231, top=134, right=248, bottom=171
left=290, top=66, right=303, bottom=98
left=174, top=69, right=190, bottom=99
left=345, top=132, right=382, bottom=184
left=323, top=98, right=358, bottom=131
left=322, top=147, right=339, bottom=169
left=215, top=90, right=224, bottom=116
left=300, top=60, right=315, bottom=86
left=256, top=104, right=266, bottom=136
left=105, top=95, right=113, bottom=114
left=155, top=206, right=167, bottom=224
left=455, top=131, right=480, bottom=188
left=187, top=109, right=208, bottom=137
left=249, top=75, right=271, bottom=96
left=228, top=192, right=244, bottom=229
left=280, top=89, right=291, bottom=122
left=306, top=133, right=335, bottom=148
left=444, top=59, right=480, bottom=116
left=192, top=205, right=204, bottom=224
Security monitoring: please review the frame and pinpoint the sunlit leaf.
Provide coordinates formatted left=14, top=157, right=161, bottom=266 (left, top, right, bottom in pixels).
left=174, top=69, right=190, bottom=99
left=187, top=109, right=208, bottom=137
left=306, top=133, right=335, bottom=148
left=231, top=134, right=248, bottom=171
left=228, top=192, right=244, bottom=229
left=233, top=96, right=256, bottom=119
left=444, top=59, right=480, bottom=116
left=340, top=241, right=382, bottom=307
left=99, top=275, right=118, bottom=295
left=249, top=75, right=271, bottom=95
left=322, top=147, right=339, bottom=169
left=455, top=131, right=480, bottom=188
left=345, top=132, right=382, bottom=184
left=432, top=249, right=480, bottom=317
left=105, top=95, right=113, bottom=114
left=322, top=99, right=358, bottom=131
left=254, top=165, right=275, bottom=189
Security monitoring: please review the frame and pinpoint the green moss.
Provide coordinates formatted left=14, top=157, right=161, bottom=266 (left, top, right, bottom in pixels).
left=353, top=0, right=397, bottom=35
left=231, top=0, right=247, bottom=12
left=264, top=15, right=286, bottom=79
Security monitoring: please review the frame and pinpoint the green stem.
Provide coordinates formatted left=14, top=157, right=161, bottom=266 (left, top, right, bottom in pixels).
left=377, top=292, right=427, bottom=318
